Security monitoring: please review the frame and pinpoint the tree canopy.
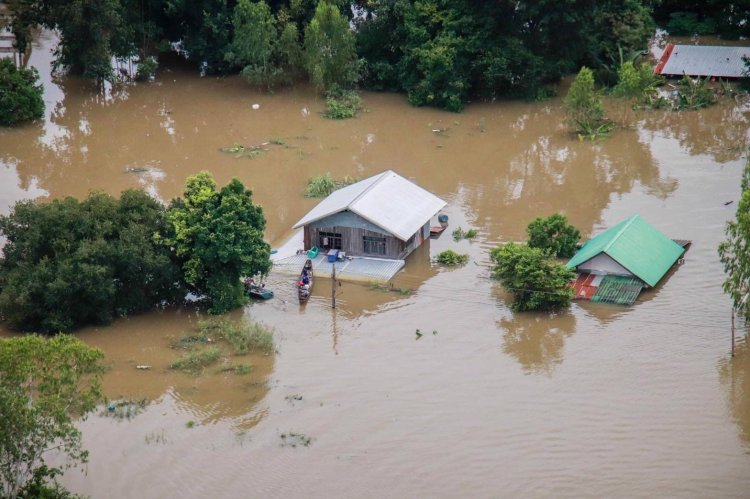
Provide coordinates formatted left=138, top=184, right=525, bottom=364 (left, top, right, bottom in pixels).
left=4, top=0, right=665, bottom=109
left=490, top=243, right=575, bottom=312
left=0, top=59, right=44, bottom=127
left=526, top=214, right=581, bottom=259
left=165, top=172, right=271, bottom=314
left=0, top=190, right=182, bottom=333
left=0, top=335, right=104, bottom=498
left=719, top=159, right=750, bottom=320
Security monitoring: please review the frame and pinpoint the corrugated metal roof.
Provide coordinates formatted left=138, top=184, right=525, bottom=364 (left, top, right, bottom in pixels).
left=658, top=44, right=750, bottom=78
left=292, top=170, right=446, bottom=242
left=591, top=275, right=644, bottom=306
left=566, top=215, right=685, bottom=288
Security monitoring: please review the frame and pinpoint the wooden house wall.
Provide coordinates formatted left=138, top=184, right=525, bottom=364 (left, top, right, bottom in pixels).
left=302, top=212, right=431, bottom=259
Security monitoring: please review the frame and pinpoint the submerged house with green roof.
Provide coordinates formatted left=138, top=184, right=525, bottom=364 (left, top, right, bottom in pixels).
left=567, top=215, right=688, bottom=306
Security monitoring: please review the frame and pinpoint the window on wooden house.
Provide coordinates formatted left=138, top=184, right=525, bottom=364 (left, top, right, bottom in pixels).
left=363, top=235, right=387, bottom=255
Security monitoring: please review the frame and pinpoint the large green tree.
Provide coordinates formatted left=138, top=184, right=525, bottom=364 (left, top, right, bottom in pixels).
left=166, top=172, right=271, bottom=314
left=303, top=0, right=359, bottom=92
left=0, top=190, right=181, bottom=333
left=226, top=0, right=279, bottom=86
left=0, top=335, right=104, bottom=498
left=0, top=59, right=44, bottom=126
left=490, top=243, right=575, bottom=312
left=719, top=160, right=750, bottom=320
left=526, top=214, right=581, bottom=259
left=564, top=66, right=611, bottom=138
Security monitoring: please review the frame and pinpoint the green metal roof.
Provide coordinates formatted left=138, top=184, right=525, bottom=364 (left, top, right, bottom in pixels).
left=566, top=215, right=685, bottom=287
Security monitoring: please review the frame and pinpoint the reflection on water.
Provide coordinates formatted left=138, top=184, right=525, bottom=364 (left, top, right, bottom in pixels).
left=500, top=311, right=576, bottom=375
left=75, top=309, right=274, bottom=428
left=720, top=337, right=750, bottom=443
left=2, top=29, right=750, bottom=498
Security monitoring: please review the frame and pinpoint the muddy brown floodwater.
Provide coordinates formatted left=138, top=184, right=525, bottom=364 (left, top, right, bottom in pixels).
left=2, top=30, right=750, bottom=498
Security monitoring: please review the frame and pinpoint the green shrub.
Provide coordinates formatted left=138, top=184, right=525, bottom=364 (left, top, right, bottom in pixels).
left=436, top=249, right=469, bottom=266
left=564, top=66, right=613, bottom=140
left=135, top=56, right=158, bottom=82
left=304, top=173, right=360, bottom=197
left=305, top=173, right=337, bottom=197
left=611, top=61, right=664, bottom=101
left=490, top=243, right=575, bottom=311
left=675, top=75, right=717, bottom=110
left=0, top=59, right=44, bottom=126
left=324, top=88, right=362, bottom=119
left=170, top=346, right=221, bottom=375
left=452, top=227, right=478, bottom=241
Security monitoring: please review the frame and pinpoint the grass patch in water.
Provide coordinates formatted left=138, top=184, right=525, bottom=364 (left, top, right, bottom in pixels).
left=305, top=173, right=360, bottom=198
left=324, top=89, right=362, bottom=119
left=367, top=282, right=413, bottom=295
left=170, top=346, right=221, bottom=375
left=452, top=226, right=478, bottom=241
left=218, top=363, right=254, bottom=375
left=198, top=318, right=274, bottom=355
left=436, top=249, right=469, bottom=266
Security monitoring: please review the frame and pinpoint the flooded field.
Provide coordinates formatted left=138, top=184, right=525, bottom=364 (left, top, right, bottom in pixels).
left=2, top=31, right=750, bottom=497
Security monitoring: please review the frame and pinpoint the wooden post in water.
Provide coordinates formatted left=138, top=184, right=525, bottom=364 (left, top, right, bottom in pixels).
left=331, top=263, right=336, bottom=309
left=731, top=307, right=736, bottom=357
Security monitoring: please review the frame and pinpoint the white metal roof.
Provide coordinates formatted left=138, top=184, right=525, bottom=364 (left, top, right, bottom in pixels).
left=658, top=44, right=750, bottom=77
left=292, top=170, right=446, bottom=241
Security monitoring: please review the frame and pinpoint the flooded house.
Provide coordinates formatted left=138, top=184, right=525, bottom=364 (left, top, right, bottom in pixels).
left=272, top=170, right=446, bottom=282
left=655, top=44, right=750, bottom=78
left=293, top=170, right=446, bottom=260
left=567, top=215, right=687, bottom=306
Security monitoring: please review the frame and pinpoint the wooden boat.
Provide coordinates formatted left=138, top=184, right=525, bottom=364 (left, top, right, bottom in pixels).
left=297, top=259, right=313, bottom=303
left=244, top=278, right=273, bottom=300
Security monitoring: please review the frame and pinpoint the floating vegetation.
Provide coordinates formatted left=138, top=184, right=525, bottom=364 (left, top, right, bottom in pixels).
left=220, top=143, right=266, bottom=159
left=101, top=398, right=149, bottom=420
left=269, top=137, right=285, bottom=145
left=170, top=335, right=212, bottom=350
left=198, top=318, right=274, bottom=355
left=436, top=249, right=469, bottom=266
left=285, top=393, right=303, bottom=402
left=304, top=173, right=360, bottom=198
left=218, top=363, right=253, bottom=375
left=186, top=420, right=196, bottom=429
left=452, top=227, right=478, bottom=241
left=367, top=282, right=413, bottom=295
left=280, top=432, right=312, bottom=447
left=324, top=89, right=363, bottom=119
left=169, top=346, right=221, bottom=375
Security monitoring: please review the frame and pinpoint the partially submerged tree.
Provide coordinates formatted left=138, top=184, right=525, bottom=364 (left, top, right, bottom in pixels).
left=719, top=160, right=750, bottom=320
left=0, top=190, right=182, bottom=333
left=564, top=66, right=612, bottom=139
left=303, top=0, right=359, bottom=93
left=166, top=172, right=271, bottom=314
left=226, top=0, right=279, bottom=87
left=611, top=60, right=665, bottom=103
left=0, top=335, right=105, bottom=498
left=490, top=243, right=575, bottom=312
left=0, top=59, right=44, bottom=126
left=526, top=214, right=581, bottom=258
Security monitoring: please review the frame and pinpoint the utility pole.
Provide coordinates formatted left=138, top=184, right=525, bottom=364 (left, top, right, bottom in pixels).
left=331, top=263, right=336, bottom=309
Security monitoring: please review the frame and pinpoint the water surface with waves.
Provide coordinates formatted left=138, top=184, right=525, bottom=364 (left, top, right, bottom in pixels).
left=2, top=31, right=750, bottom=498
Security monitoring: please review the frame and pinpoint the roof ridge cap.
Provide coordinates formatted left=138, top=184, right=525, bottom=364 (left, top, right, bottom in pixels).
left=348, top=170, right=393, bottom=209
left=604, top=215, right=639, bottom=252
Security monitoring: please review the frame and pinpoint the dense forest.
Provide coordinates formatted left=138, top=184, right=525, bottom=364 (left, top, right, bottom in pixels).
left=2, top=1, right=747, bottom=109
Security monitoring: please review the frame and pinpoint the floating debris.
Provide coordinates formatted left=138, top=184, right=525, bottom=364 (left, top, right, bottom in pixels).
left=415, top=328, right=423, bottom=340
left=280, top=432, right=312, bottom=447
left=285, top=393, right=303, bottom=402
left=252, top=103, right=260, bottom=110
left=101, top=398, right=149, bottom=420
left=135, top=365, right=151, bottom=370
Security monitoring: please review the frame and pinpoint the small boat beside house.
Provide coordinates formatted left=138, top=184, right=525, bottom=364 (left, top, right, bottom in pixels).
left=244, top=278, right=273, bottom=300
left=298, top=259, right=313, bottom=303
